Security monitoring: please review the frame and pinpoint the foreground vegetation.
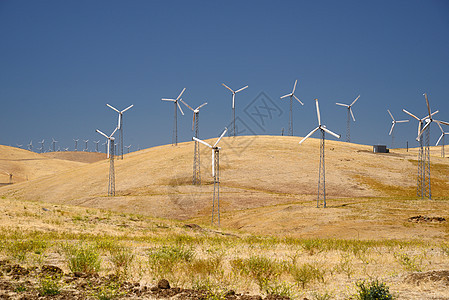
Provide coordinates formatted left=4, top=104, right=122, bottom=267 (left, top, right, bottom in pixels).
left=0, top=197, right=448, bottom=299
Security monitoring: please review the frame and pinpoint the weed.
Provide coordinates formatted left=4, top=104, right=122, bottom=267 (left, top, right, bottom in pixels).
left=148, top=245, right=194, bottom=278
left=290, top=262, right=325, bottom=289
left=95, top=281, right=122, bottom=300
left=355, top=279, right=394, bottom=300
left=441, top=243, right=449, bottom=256
left=14, top=284, right=27, bottom=292
left=38, top=275, right=62, bottom=296
left=334, top=254, right=354, bottom=278
left=264, top=280, right=295, bottom=299
left=192, top=278, right=226, bottom=300
left=394, top=252, right=422, bottom=272
left=63, top=243, right=101, bottom=275
left=312, top=290, right=333, bottom=300
left=109, top=245, right=134, bottom=278
left=231, top=256, right=281, bottom=291
left=4, top=239, right=47, bottom=262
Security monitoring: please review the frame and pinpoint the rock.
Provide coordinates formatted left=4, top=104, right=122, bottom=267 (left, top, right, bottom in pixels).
left=183, top=223, right=203, bottom=230
left=158, top=278, right=170, bottom=289
left=42, top=207, right=50, bottom=211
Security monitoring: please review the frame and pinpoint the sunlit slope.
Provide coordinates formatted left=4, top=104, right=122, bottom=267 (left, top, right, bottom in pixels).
left=0, top=136, right=448, bottom=221
left=42, top=151, right=106, bottom=163
left=0, top=145, right=86, bottom=184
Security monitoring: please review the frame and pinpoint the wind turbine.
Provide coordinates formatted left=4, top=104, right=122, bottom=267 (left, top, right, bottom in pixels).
left=387, top=109, right=409, bottom=149
left=222, top=83, right=248, bottom=137
left=180, top=99, right=208, bottom=185
left=52, top=138, right=58, bottom=152
left=106, top=104, right=134, bottom=159
left=162, top=88, right=186, bottom=146
left=125, top=144, right=131, bottom=154
left=38, top=140, right=45, bottom=153
left=63, top=147, right=69, bottom=151
left=102, top=141, right=107, bottom=154
left=93, top=140, right=100, bottom=152
left=16, top=144, right=23, bottom=149
left=83, top=140, right=89, bottom=152
left=193, top=127, right=228, bottom=226
left=27, top=140, right=33, bottom=151
left=336, top=95, right=360, bottom=142
left=74, top=139, right=79, bottom=151
left=280, top=80, right=303, bottom=136
left=299, top=99, right=341, bottom=208
left=436, top=122, right=448, bottom=158
left=96, top=127, right=118, bottom=196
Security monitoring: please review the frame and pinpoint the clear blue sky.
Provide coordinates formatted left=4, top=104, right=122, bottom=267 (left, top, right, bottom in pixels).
left=1, top=0, right=448, bottom=151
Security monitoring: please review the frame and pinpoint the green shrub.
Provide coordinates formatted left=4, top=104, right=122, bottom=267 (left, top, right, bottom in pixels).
left=38, top=275, right=62, bottom=296
left=290, top=263, right=325, bottom=288
left=63, top=243, right=101, bottom=274
left=355, top=280, right=394, bottom=300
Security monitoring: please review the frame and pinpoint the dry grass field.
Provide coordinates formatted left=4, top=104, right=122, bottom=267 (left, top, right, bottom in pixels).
left=0, top=137, right=448, bottom=299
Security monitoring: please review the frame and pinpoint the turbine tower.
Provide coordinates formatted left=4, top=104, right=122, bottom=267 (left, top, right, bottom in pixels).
left=180, top=99, right=208, bottom=185
left=222, top=83, right=248, bottom=137
left=387, top=109, right=409, bottom=149
left=74, top=139, right=79, bottom=151
left=96, top=127, right=118, bottom=196
left=93, top=140, right=100, bottom=152
left=106, top=104, right=134, bottom=159
left=299, top=99, right=341, bottom=208
left=193, top=127, right=228, bottom=226
left=52, top=138, right=58, bottom=152
left=162, top=88, right=186, bottom=146
left=83, top=140, right=89, bottom=152
left=280, top=80, right=303, bottom=136
left=436, top=123, right=448, bottom=158
left=336, top=95, right=360, bottom=142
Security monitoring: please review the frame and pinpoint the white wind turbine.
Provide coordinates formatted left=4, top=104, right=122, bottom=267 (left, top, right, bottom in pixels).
left=93, top=140, right=100, bottom=152
left=52, top=138, right=58, bottom=152
left=336, top=95, right=360, bottom=142
left=83, top=139, right=89, bottom=152
left=125, top=144, right=131, bottom=154
left=39, top=140, right=45, bottom=153
left=106, top=104, right=134, bottom=159
left=193, top=127, right=228, bottom=226
left=436, top=122, right=448, bottom=158
left=74, top=139, right=79, bottom=151
left=162, top=88, right=186, bottom=146
left=280, top=79, right=303, bottom=136
left=96, top=128, right=118, bottom=159
left=387, top=109, right=409, bottom=149
left=222, top=83, right=248, bottom=137
left=415, top=93, right=449, bottom=141
left=299, top=99, right=341, bottom=208
left=180, top=99, right=208, bottom=185
left=27, top=140, right=33, bottom=151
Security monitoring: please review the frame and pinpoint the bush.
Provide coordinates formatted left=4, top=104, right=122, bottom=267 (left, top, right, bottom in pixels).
left=355, top=280, right=394, bottom=300
left=63, top=243, right=101, bottom=275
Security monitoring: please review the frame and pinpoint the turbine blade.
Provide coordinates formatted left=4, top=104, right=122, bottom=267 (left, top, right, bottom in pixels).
left=387, top=109, right=395, bottom=121
left=280, top=94, right=290, bottom=99
left=106, top=104, right=120, bottom=113
left=417, top=121, right=431, bottom=140
left=111, top=127, right=118, bottom=137
left=222, top=83, right=234, bottom=93
left=430, top=110, right=439, bottom=118
left=193, top=137, right=212, bottom=148
left=350, top=95, right=360, bottom=106
left=436, top=133, right=444, bottom=146
left=118, top=114, right=121, bottom=129
left=402, top=109, right=420, bottom=121
left=161, top=98, right=176, bottom=102
left=299, top=127, right=320, bottom=144
left=212, top=150, right=215, bottom=177
left=107, top=140, right=110, bottom=158
left=322, top=127, right=341, bottom=139
left=292, top=79, right=298, bottom=94
left=315, top=99, right=321, bottom=126
left=395, top=120, right=409, bottom=123
left=177, top=88, right=186, bottom=101
left=418, top=122, right=422, bottom=137
left=435, top=120, right=449, bottom=126
left=235, top=85, right=248, bottom=93
left=336, top=103, right=349, bottom=107
left=180, top=99, right=194, bottom=111
left=389, top=123, right=395, bottom=136
left=121, top=104, right=134, bottom=113
left=424, top=93, right=432, bottom=120
left=350, top=108, right=356, bottom=122
left=214, top=127, right=228, bottom=147
left=293, top=94, right=304, bottom=105
left=177, top=101, right=185, bottom=115
left=232, top=94, right=235, bottom=109
left=437, top=122, right=444, bottom=133
left=196, top=102, right=207, bottom=110
left=192, top=114, right=195, bottom=131
left=96, top=129, right=109, bottom=139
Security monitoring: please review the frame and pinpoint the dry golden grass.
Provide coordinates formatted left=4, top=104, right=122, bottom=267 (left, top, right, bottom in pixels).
left=0, top=136, right=448, bottom=242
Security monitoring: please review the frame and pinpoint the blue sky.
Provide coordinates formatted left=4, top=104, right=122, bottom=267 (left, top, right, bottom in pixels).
left=1, top=0, right=448, bottom=152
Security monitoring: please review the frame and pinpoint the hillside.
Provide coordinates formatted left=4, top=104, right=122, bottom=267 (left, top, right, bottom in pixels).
left=0, top=146, right=87, bottom=185
left=0, top=136, right=448, bottom=240
left=42, top=151, right=106, bottom=163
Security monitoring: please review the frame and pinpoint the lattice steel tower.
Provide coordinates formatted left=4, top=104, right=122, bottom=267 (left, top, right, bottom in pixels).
left=192, top=113, right=201, bottom=185
left=212, top=148, right=220, bottom=226
left=108, top=138, right=115, bottom=197
left=417, top=128, right=431, bottom=199
left=317, top=129, right=326, bottom=207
